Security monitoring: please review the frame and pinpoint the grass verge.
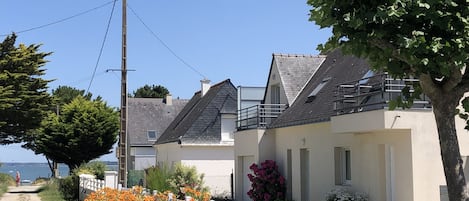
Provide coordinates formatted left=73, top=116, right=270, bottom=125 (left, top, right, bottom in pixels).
left=0, top=173, right=14, bottom=197
left=38, top=180, right=65, bottom=201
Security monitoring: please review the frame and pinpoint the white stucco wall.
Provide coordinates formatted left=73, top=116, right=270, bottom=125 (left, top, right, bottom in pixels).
left=234, top=128, right=277, bottom=200
left=266, top=109, right=469, bottom=201
left=273, top=121, right=414, bottom=201
left=131, top=146, right=156, bottom=170
left=156, top=143, right=234, bottom=197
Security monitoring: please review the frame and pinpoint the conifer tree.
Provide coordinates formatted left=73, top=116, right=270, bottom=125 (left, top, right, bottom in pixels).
left=0, top=34, right=52, bottom=144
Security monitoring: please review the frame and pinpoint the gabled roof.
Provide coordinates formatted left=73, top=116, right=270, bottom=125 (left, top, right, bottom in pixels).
left=269, top=50, right=370, bottom=128
left=156, top=79, right=237, bottom=145
left=264, top=54, right=326, bottom=104
left=128, top=97, right=188, bottom=146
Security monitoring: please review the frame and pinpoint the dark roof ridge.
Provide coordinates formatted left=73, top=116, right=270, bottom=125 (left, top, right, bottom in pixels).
left=193, top=79, right=232, bottom=95
left=272, top=53, right=326, bottom=58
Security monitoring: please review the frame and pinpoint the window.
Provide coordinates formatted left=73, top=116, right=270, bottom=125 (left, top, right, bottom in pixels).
left=335, top=147, right=351, bottom=185
left=221, top=114, right=236, bottom=141
left=147, top=130, right=157, bottom=141
left=359, top=70, right=375, bottom=85
left=271, top=85, right=280, bottom=104
left=307, top=77, right=331, bottom=102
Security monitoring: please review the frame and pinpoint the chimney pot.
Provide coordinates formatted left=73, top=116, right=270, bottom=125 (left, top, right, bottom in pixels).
left=165, top=94, right=173, bottom=105
left=201, top=79, right=211, bottom=97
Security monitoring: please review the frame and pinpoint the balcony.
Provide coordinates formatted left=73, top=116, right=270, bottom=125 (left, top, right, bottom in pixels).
left=237, top=104, right=288, bottom=130
left=333, top=73, right=431, bottom=116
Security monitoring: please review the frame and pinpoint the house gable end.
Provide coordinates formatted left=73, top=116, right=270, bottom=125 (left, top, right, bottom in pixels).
left=156, top=79, right=237, bottom=145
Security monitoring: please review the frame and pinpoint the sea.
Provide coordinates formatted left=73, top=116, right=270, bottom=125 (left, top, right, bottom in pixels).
left=0, top=162, right=118, bottom=181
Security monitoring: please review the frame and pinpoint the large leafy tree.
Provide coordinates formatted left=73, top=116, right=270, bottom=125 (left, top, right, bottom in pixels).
left=52, top=85, right=93, bottom=106
left=131, top=84, right=169, bottom=98
left=0, top=34, right=52, bottom=144
left=308, top=0, right=469, bottom=200
left=32, top=96, right=119, bottom=170
left=24, top=86, right=97, bottom=176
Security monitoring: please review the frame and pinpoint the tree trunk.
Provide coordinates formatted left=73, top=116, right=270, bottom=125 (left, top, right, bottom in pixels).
left=433, top=96, right=469, bottom=201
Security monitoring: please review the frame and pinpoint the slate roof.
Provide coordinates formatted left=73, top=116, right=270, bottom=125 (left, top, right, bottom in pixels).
left=265, top=54, right=326, bottom=104
left=156, top=79, right=237, bottom=145
left=128, top=97, right=188, bottom=146
left=269, top=50, right=371, bottom=128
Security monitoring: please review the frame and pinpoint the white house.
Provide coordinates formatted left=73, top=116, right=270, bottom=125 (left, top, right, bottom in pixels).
left=155, top=79, right=237, bottom=197
left=127, top=96, right=187, bottom=171
left=234, top=53, right=326, bottom=201
left=234, top=50, right=469, bottom=201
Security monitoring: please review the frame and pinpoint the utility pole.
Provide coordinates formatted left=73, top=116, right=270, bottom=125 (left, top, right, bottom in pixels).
left=118, top=0, right=128, bottom=187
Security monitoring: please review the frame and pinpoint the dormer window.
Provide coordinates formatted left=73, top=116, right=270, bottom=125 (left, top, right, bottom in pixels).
left=147, top=130, right=157, bottom=141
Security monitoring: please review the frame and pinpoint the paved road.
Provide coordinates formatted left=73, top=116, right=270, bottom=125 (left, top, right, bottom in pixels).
left=0, top=185, right=42, bottom=201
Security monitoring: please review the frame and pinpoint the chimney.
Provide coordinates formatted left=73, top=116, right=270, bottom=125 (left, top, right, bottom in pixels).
left=201, top=79, right=211, bottom=97
left=165, top=94, right=172, bottom=105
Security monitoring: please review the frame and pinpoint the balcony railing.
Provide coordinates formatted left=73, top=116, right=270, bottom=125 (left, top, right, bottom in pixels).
left=237, top=104, right=288, bottom=130
left=333, top=73, right=432, bottom=115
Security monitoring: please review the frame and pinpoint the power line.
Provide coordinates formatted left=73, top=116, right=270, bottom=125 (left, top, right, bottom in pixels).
left=0, top=1, right=116, bottom=37
left=86, top=0, right=118, bottom=94
left=127, top=4, right=207, bottom=79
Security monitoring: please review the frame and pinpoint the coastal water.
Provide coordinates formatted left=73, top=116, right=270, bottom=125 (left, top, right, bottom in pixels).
left=0, top=163, right=69, bottom=181
left=0, top=162, right=118, bottom=181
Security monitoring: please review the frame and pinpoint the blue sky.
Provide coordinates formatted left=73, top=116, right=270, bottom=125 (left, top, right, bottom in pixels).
left=0, top=0, right=331, bottom=162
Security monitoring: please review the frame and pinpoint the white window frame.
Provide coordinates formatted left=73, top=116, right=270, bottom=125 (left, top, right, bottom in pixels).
left=147, top=130, right=157, bottom=141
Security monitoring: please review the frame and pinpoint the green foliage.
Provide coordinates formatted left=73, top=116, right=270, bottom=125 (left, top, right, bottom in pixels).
left=74, top=161, right=107, bottom=180
left=145, top=164, right=173, bottom=192
left=308, top=0, right=469, bottom=104
left=308, top=0, right=469, bottom=200
left=128, top=170, right=145, bottom=187
left=0, top=34, right=53, bottom=144
left=167, top=163, right=209, bottom=198
left=32, top=96, right=119, bottom=170
left=58, top=175, right=79, bottom=201
left=38, top=180, right=65, bottom=201
left=131, top=84, right=170, bottom=98
left=51, top=85, right=94, bottom=107
left=0, top=173, right=14, bottom=197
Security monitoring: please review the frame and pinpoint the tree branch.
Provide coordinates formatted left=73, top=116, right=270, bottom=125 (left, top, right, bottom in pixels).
left=369, top=39, right=413, bottom=66
left=455, top=67, right=469, bottom=97
left=443, top=68, right=462, bottom=92
left=419, top=73, right=441, bottom=100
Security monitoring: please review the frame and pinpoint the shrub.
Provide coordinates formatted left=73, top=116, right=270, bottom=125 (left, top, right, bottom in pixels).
left=128, top=170, right=145, bottom=187
left=58, top=175, right=79, bottom=201
left=145, top=164, right=172, bottom=192
left=324, top=187, right=368, bottom=201
left=247, top=160, right=286, bottom=201
left=75, top=161, right=107, bottom=179
left=167, top=163, right=209, bottom=199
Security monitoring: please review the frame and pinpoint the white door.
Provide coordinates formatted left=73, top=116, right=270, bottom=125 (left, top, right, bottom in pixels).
left=242, top=156, right=255, bottom=201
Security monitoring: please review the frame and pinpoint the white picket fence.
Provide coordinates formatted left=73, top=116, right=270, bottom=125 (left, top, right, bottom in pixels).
left=78, top=171, right=118, bottom=201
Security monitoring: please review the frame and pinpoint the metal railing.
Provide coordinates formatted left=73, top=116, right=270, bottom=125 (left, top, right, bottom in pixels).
left=333, top=73, right=431, bottom=115
left=237, top=104, right=288, bottom=130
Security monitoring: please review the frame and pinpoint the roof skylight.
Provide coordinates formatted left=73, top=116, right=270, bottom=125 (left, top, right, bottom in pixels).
left=307, top=77, right=331, bottom=102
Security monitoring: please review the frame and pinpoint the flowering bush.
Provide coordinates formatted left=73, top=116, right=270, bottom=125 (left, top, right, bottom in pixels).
left=84, top=186, right=155, bottom=201
left=324, top=187, right=368, bottom=201
left=182, top=186, right=211, bottom=201
left=247, top=160, right=286, bottom=201
left=84, top=186, right=209, bottom=201
left=154, top=190, right=177, bottom=201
